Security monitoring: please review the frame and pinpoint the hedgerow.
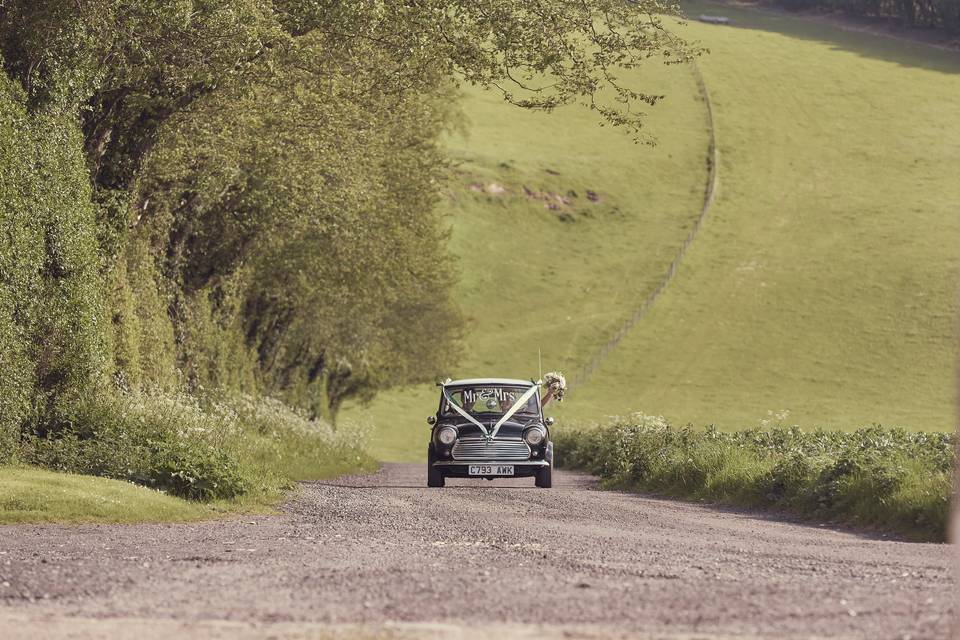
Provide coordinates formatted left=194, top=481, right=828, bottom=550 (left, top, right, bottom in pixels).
left=19, top=392, right=374, bottom=501
left=554, top=414, right=953, bottom=541
left=0, top=58, right=106, bottom=452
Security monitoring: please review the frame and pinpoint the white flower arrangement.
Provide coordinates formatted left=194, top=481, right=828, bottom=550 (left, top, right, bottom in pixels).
left=542, top=371, right=567, bottom=403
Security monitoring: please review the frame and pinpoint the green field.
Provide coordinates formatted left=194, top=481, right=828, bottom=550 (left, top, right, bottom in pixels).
left=344, top=0, right=960, bottom=461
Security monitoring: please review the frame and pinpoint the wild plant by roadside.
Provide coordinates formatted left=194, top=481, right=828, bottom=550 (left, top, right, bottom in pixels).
left=554, top=414, right=953, bottom=541
left=18, top=392, right=374, bottom=501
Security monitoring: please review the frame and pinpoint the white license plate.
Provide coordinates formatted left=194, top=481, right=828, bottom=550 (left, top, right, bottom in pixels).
left=468, top=465, right=514, bottom=476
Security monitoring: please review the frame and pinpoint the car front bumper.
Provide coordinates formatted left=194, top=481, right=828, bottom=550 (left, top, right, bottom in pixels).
left=431, top=460, right=549, bottom=478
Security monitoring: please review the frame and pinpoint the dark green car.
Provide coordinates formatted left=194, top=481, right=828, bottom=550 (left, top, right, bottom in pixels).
left=426, top=378, right=555, bottom=488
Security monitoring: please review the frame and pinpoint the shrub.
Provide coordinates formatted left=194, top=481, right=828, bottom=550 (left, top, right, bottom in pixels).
left=23, top=394, right=246, bottom=500
left=554, top=415, right=953, bottom=541
left=0, top=60, right=107, bottom=448
left=21, top=392, right=373, bottom=501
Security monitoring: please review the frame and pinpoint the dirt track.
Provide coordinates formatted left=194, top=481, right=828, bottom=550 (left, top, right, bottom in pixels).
left=0, top=464, right=954, bottom=639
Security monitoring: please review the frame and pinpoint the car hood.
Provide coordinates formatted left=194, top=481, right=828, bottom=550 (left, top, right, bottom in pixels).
left=442, top=417, right=543, bottom=440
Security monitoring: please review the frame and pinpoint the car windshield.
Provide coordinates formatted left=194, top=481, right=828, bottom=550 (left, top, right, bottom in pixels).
left=442, top=385, right=538, bottom=417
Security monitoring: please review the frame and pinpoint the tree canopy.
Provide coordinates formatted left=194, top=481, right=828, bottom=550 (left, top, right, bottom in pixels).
left=0, top=0, right=696, bottom=427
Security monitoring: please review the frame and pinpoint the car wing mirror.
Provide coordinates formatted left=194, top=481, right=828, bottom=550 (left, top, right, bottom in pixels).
left=427, top=416, right=436, bottom=425
left=545, top=417, right=555, bottom=426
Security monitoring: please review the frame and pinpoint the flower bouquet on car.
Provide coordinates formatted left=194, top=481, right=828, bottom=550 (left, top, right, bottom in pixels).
left=541, top=371, right=566, bottom=406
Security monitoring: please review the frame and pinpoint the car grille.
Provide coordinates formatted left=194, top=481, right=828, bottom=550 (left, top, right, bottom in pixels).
left=452, top=437, right=531, bottom=461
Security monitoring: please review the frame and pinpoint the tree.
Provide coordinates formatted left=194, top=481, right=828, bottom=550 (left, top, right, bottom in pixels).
left=0, top=0, right=698, bottom=419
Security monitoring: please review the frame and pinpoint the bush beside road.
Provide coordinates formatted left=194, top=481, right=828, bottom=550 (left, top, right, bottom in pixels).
left=2, top=392, right=377, bottom=524
left=555, top=415, right=953, bottom=541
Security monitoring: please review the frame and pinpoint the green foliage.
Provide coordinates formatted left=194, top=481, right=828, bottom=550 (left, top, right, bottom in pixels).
left=0, top=0, right=701, bottom=501
left=24, top=395, right=249, bottom=500
left=272, top=0, right=699, bottom=137
left=555, top=416, right=953, bottom=540
left=136, top=42, right=463, bottom=415
left=0, top=58, right=106, bottom=449
left=21, top=392, right=374, bottom=501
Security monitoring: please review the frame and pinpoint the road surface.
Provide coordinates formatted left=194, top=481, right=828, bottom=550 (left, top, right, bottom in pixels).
left=0, top=464, right=953, bottom=639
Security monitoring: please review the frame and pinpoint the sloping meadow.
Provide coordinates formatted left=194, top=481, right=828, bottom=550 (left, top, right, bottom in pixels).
left=555, top=415, right=953, bottom=541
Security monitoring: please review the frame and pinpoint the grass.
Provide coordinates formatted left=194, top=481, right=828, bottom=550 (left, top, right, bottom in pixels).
left=343, top=0, right=960, bottom=462
left=572, top=0, right=960, bottom=431
left=555, top=415, right=953, bottom=541
left=0, top=466, right=213, bottom=524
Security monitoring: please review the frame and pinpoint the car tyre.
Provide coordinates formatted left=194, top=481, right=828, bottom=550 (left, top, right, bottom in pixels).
left=535, top=442, right=553, bottom=488
left=535, top=464, right=552, bottom=488
left=427, top=444, right=445, bottom=488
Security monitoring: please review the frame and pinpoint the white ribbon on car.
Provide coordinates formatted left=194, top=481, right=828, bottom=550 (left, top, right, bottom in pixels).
left=442, top=386, right=489, bottom=437
left=489, top=383, right=541, bottom=440
left=441, top=382, right=542, bottom=440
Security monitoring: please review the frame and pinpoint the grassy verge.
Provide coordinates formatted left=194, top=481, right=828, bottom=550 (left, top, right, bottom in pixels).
left=2, top=392, right=377, bottom=524
left=0, top=466, right=214, bottom=524
left=555, top=415, right=953, bottom=541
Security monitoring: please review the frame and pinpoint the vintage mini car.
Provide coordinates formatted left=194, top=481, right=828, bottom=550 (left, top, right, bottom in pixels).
left=426, top=378, right=554, bottom=488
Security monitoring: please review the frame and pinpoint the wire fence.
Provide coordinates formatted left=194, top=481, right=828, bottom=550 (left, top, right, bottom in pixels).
left=569, top=61, right=719, bottom=392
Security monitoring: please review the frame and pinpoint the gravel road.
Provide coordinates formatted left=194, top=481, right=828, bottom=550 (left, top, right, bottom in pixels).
left=0, top=463, right=954, bottom=639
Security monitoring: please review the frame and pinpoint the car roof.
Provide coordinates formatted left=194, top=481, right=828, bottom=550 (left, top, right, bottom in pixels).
left=444, top=377, right=537, bottom=387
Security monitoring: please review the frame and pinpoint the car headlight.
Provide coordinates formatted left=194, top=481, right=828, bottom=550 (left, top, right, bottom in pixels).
left=523, top=427, right=546, bottom=446
left=436, top=426, right=457, bottom=446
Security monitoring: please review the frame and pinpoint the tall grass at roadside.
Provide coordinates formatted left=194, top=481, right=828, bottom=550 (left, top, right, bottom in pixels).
left=15, top=392, right=375, bottom=503
left=554, top=414, right=953, bottom=541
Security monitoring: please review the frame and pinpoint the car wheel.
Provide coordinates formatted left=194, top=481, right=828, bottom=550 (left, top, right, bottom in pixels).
left=427, top=444, right=445, bottom=488
left=535, top=442, right=554, bottom=488
left=535, top=464, right=552, bottom=488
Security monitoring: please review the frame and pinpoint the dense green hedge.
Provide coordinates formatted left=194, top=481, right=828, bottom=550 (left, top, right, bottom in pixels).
left=555, top=415, right=953, bottom=541
left=0, top=57, right=382, bottom=493
left=0, top=63, right=105, bottom=453
left=767, top=0, right=960, bottom=33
